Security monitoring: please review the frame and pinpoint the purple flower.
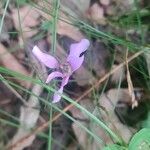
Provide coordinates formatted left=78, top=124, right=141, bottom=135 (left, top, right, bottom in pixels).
left=32, top=39, right=90, bottom=103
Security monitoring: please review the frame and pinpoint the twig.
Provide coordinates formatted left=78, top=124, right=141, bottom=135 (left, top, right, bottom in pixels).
left=125, top=49, right=138, bottom=108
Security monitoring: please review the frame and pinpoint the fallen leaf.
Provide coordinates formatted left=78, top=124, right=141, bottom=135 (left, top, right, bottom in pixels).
left=71, top=99, right=97, bottom=150
left=86, top=3, right=106, bottom=25
left=86, top=41, right=111, bottom=77
left=99, top=0, right=110, bottom=6
left=12, top=6, right=40, bottom=39
left=99, top=89, right=137, bottom=143
left=38, top=1, right=84, bottom=41
left=71, top=89, right=138, bottom=150
left=111, top=64, right=125, bottom=84
left=73, top=66, right=96, bottom=86
left=60, top=0, right=90, bottom=17
left=8, top=84, right=41, bottom=150
left=0, top=44, right=30, bottom=87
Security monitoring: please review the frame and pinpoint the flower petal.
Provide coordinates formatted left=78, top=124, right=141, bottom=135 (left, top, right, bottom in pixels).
left=32, top=46, right=59, bottom=68
left=68, top=39, right=90, bottom=57
left=61, top=76, right=70, bottom=87
left=46, top=71, right=64, bottom=83
left=52, top=76, right=69, bottom=103
left=67, top=39, right=90, bottom=72
left=68, top=56, right=84, bottom=72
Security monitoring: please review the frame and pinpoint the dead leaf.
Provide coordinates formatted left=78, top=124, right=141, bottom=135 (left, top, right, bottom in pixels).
left=71, top=98, right=113, bottom=149
left=105, top=0, right=134, bottom=16
left=38, top=1, right=84, bottom=41
left=111, top=64, right=125, bottom=84
left=0, top=44, right=30, bottom=87
left=87, top=41, right=111, bottom=77
left=73, top=66, right=96, bottom=86
left=71, top=0, right=90, bottom=14
left=86, top=3, right=106, bottom=25
left=72, top=122, right=91, bottom=150
left=71, top=89, right=138, bottom=149
left=8, top=84, right=41, bottom=150
left=60, top=0, right=90, bottom=18
left=12, top=6, right=40, bottom=39
left=58, top=19, right=84, bottom=41
left=71, top=99, right=97, bottom=150
left=60, top=0, right=81, bottom=18
left=99, top=89, right=137, bottom=142
left=99, top=0, right=110, bottom=6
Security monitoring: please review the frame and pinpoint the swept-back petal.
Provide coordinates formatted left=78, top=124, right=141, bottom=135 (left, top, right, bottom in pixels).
left=52, top=76, right=69, bottom=103
left=46, top=71, right=64, bottom=83
left=61, top=76, right=69, bottom=87
left=32, top=46, right=59, bottom=68
left=67, top=39, right=90, bottom=72
left=68, top=39, right=90, bottom=57
left=67, top=56, right=84, bottom=72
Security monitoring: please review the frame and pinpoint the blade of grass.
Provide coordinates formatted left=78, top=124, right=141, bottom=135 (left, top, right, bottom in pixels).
left=0, top=118, right=19, bottom=128
left=47, top=0, right=60, bottom=149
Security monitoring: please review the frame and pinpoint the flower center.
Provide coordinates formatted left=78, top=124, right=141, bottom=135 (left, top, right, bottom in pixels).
left=60, top=62, right=72, bottom=76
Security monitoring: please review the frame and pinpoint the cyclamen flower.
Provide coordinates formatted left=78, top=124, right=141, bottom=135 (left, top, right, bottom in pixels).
left=32, top=39, right=90, bottom=103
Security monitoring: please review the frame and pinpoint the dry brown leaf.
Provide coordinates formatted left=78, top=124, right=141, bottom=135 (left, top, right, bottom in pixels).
left=72, top=122, right=91, bottom=150
left=111, top=64, right=125, bottom=84
left=86, top=3, right=106, bottom=25
left=87, top=41, right=111, bottom=78
left=38, top=1, right=84, bottom=41
left=58, top=19, right=84, bottom=41
left=71, top=98, right=112, bottom=149
left=60, top=0, right=90, bottom=18
left=71, top=89, right=137, bottom=150
left=71, top=99, right=97, bottom=150
left=100, top=0, right=110, bottom=6
left=12, top=6, right=40, bottom=39
left=8, top=85, right=41, bottom=150
left=99, top=89, right=137, bottom=142
left=73, top=66, right=96, bottom=86
left=0, top=44, right=30, bottom=87
left=105, top=0, right=134, bottom=16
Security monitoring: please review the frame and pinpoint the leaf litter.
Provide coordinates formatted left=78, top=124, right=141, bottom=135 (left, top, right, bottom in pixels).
left=0, top=0, right=150, bottom=150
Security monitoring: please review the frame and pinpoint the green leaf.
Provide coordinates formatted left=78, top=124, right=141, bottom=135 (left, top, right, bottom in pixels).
left=103, top=144, right=127, bottom=150
left=129, top=128, right=150, bottom=150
